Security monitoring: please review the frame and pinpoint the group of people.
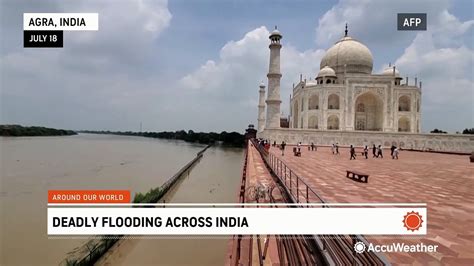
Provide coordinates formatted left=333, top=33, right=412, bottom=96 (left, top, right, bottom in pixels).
left=259, top=138, right=400, bottom=160
left=256, top=139, right=271, bottom=151
left=349, top=144, right=400, bottom=160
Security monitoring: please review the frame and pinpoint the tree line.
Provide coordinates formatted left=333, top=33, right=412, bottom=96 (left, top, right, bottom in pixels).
left=79, top=129, right=245, bottom=147
left=0, top=125, right=77, bottom=136
left=430, top=128, right=474, bottom=134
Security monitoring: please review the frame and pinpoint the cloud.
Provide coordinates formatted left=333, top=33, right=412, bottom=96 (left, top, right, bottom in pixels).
left=178, top=26, right=325, bottom=126
left=315, top=0, right=452, bottom=47
left=1, top=0, right=471, bottom=133
left=395, top=22, right=474, bottom=131
left=179, top=0, right=473, bottom=132
left=313, top=0, right=473, bottom=132
left=1, top=0, right=172, bottom=130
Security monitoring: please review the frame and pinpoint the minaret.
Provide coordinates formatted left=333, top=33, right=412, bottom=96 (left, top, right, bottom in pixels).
left=265, top=26, right=282, bottom=129
left=257, top=82, right=266, bottom=132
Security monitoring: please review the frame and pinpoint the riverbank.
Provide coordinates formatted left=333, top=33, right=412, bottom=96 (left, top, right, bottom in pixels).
left=0, top=124, right=77, bottom=136
left=79, top=130, right=245, bottom=147
left=60, top=144, right=212, bottom=265
left=96, top=145, right=243, bottom=265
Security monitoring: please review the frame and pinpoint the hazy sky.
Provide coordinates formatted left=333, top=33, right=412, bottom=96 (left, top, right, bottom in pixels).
left=1, top=0, right=473, bottom=133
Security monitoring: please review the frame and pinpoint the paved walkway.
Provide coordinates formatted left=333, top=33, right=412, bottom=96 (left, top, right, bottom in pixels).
left=227, top=142, right=283, bottom=265
left=270, top=145, right=474, bottom=265
left=245, top=142, right=283, bottom=265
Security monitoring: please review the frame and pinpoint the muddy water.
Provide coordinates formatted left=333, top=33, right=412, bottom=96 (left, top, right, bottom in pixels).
left=96, top=146, right=244, bottom=266
left=0, top=134, right=242, bottom=265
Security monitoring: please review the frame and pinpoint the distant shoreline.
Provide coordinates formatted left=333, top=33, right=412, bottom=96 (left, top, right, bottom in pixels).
left=0, top=125, right=245, bottom=147
left=79, top=130, right=245, bottom=147
left=0, top=125, right=77, bottom=137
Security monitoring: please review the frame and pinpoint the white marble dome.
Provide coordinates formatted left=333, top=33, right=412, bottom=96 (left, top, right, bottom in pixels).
left=317, top=66, right=336, bottom=77
left=381, top=66, right=400, bottom=77
left=320, top=36, right=373, bottom=75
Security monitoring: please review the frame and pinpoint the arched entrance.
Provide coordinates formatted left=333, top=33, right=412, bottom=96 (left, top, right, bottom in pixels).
left=399, top=95, right=411, bottom=111
left=328, top=94, right=339, bottom=109
left=398, top=117, right=410, bottom=132
left=354, top=92, right=383, bottom=131
left=308, top=115, right=318, bottom=129
left=309, top=94, right=319, bottom=110
left=327, top=115, right=339, bottom=130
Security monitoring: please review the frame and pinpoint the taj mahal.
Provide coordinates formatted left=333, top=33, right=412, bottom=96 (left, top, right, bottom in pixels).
left=256, top=25, right=473, bottom=153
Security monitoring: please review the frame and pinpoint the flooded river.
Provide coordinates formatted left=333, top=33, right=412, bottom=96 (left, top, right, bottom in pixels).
left=97, top=145, right=244, bottom=266
left=0, top=134, right=243, bottom=265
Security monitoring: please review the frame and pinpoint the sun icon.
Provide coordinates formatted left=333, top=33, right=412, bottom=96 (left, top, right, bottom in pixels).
left=403, top=211, right=423, bottom=231
left=354, top=241, right=366, bottom=254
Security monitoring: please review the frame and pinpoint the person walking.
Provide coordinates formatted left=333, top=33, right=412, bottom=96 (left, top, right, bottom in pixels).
left=372, top=144, right=377, bottom=158
left=297, top=142, right=301, bottom=153
left=364, top=145, right=369, bottom=159
left=392, top=147, right=399, bottom=159
left=335, top=143, right=340, bottom=155
left=377, top=145, right=383, bottom=158
left=350, top=145, right=356, bottom=160
left=281, top=141, right=286, bottom=156
left=311, top=142, right=315, bottom=151
left=390, top=145, right=396, bottom=157
left=331, top=144, right=335, bottom=154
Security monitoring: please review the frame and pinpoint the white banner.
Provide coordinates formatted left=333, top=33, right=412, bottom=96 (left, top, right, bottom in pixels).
left=24, top=13, right=99, bottom=31
left=48, top=207, right=427, bottom=235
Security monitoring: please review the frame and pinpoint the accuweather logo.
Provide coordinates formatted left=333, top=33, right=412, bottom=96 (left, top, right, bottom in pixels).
left=354, top=242, right=366, bottom=254
left=354, top=242, right=438, bottom=253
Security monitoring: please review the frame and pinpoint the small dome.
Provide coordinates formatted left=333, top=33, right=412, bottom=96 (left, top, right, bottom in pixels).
left=320, top=36, right=373, bottom=75
left=381, top=66, right=400, bottom=77
left=271, top=29, right=281, bottom=36
left=269, top=26, right=282, bottom=40
left=317, top=66, right=336, bottom=77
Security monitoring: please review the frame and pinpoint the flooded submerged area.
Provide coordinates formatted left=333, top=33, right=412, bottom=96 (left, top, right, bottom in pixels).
left=0, top=133, right=243, bottom=265
left=97, top=146, right=244, bottom=265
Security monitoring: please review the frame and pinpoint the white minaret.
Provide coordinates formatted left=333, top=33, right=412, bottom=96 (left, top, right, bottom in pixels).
left=257, top=82, right=266, bottom=132
left=265, top=26, right=282, bottom=129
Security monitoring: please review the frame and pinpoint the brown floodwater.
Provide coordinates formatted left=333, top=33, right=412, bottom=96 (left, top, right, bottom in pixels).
left=0, top=133, right=243, bottom=265
left=96, top=144, right=244, bottom=266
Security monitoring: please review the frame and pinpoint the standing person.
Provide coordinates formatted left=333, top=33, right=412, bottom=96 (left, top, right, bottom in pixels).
left=377, top=145, right=383, bottom=158
left=335, top=143, right=340, bottom=155
left=273, top=141, right=277, bottom=147
left=390, top=145, right=396, bottom=157
left=364, top=145, right=369, bottom=159
left=331, top=144, right=335, bottom=154
left=350, top=145, right=356, bottom=160
left=372, top=144, right=377, bottom=158
left=311, top=142, right=315, bottom=151
left=392, top=147, right=399, bottom=159
left=297, top=142, right=301, bottom=153
left=281, top=141, right=286, bottom=156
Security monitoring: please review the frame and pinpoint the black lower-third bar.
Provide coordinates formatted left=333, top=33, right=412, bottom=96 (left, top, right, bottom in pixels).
left=24, top=30, right=63, bottom=48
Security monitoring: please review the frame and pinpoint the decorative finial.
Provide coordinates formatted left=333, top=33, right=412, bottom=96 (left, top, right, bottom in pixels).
left=275, top=25, right=277, bottom=30
left=389, top=62, right=391, bottom=67
left=344, top=23, right=348, bottom=37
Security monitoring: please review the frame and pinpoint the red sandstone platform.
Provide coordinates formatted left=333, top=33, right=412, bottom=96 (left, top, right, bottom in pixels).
left=267, top=145, right=474, bottom=265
